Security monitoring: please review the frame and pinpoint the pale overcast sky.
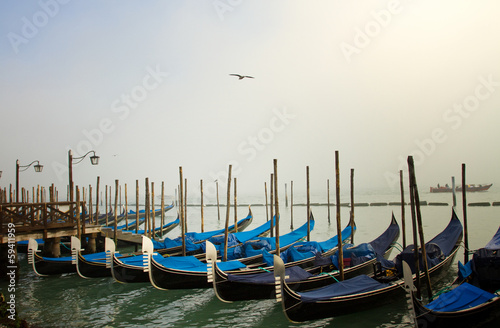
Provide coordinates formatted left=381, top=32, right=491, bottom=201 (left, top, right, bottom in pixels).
left=1, top=1, right=499, bottom=202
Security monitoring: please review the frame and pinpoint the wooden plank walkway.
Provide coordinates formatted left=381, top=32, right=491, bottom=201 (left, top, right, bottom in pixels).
left=0, top=201, right=99, bottom=243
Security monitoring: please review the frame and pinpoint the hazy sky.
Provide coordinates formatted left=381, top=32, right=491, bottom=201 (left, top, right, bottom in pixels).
left=1, top=1, right=499, bottom=202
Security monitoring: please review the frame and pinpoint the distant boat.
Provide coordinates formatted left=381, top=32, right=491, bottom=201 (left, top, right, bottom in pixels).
left=430, top=183, right=492, bottom=193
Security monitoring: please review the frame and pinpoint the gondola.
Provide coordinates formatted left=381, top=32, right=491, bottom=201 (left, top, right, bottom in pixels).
left=123, top=201, right=174, bottom=220
left=147, top=216, right=314, bottom=289
left=407, top=226, right=500, bottom=327
left=151, top=208, right=254, bottom=256
left=211, top=214, right=399, bottom=302
left=27, top=216, right=181, bottom=276
left=111, top=210, right=267, bottom=283
left=27, top=238, right=79, bottom=276
left=274, top=210, right=463, bottom=323
left=75, top=237, right=118, bottom=278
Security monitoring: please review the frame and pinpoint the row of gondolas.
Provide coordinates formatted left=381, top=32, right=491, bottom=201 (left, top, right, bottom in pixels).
left=25, top=206, right=500, bottom=327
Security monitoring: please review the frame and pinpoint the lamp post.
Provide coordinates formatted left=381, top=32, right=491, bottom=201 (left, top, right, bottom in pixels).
left=16, top=159, right=43, bottom=202
left=68, top=150, right=99, bottom=202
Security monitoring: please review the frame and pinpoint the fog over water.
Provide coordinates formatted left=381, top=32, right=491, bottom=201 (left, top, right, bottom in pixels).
left=1, top=1, right=499, bottom=203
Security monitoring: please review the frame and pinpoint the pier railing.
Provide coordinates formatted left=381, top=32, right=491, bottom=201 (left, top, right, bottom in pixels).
left=0, top=201, right=87, bottom=239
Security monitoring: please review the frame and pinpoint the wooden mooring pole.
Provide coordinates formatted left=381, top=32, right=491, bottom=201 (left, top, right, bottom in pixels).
left=400, top=170, right=406, bottom=249
left=462, top=164, right=469, bottom=264
left=290, top=180, right=294, bottom=230
left=200, top=179, right=204, bottom=233
left=223, top=165, right=232, bottom=262
left=306, top=166, right=310, bottom=242
left=234, top=177, right=238, bottom=232
left=114, top=180, right=119, bottom=245
left=274, top=159, right=280, bottom=255
left=335, top=151, right=344, bottom=281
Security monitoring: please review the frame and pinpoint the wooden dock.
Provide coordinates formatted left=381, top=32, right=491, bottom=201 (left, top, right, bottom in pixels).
left=0, top=201, right=100, bottom=244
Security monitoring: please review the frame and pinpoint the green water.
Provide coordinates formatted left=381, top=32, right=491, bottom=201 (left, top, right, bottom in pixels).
left=3, top=190, right=500, bottom=327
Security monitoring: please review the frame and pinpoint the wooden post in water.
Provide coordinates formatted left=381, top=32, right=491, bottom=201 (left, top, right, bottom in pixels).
left=223, top=165, right=232, bottom=262
left=135, top=180, right=139, bottom=234
left=76, top=186, right=81, bottom=241
left=234, top=177, right=238, bottom=232
left=462, top=164, right=469, bottom=264
left=113, top=180, right=119, bottom=245
left=452, top=176, right=457, bottom=208
left=161, top=181, right=165, bottom=238
left=306, top=166, right=310, bottom=242
left=335, top=151, right=344, bottom=281
left=290, top=181, right=294, bottom=230
left=264, top=182, right=269, bottom=222
left=285, top=182, right=288, bottom=207
left=399, top=170, right=406, bottom=249
left=350, top=168, right=355, bottom=244
left=123, top=183, right=127, bottom=228
left=105, top=185, right=109, bottom=226
left=216, top=180, right=220, bottom=221
left=327, top=179, right=331, bottom=224
left=95, top=177, right=100, bottom=224
left=408, top=156, right=432, bottom=300
left=151, top=182, right=155, bottom=236
left=200, top=180, right=204, bottom=232
left=407, top=157, right=421, bottom=298
left=89, top=185, right=93, bottom=224
left=145, top=178, right=150, bottom=238
left=273, top=159, right=280, bottom=256
left=179, top=167, right=185, bottom=256
left=270, top=174, right=274, bottom=238
left=184, top=178, right=188, bottom=233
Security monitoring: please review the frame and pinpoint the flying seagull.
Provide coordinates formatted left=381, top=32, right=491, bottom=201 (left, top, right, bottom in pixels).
left=230, top=74, right=254, bottom=80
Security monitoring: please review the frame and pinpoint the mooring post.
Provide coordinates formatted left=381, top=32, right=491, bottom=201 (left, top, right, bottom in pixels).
left=234, top=177, right=238, bottom=232
left=306, top=166, right=310, bottom=242
left=200, top=179, right=204, bottom=233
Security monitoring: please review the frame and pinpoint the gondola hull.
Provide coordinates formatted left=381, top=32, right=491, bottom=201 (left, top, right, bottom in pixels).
left=149, top=259, right=211, bottom=289
left=31, top=254, right=76, bottom=275
left=213, top=215, right=399, bottom=302
left=111, top=254, right=150, bottom=283
left=76, top=252, right=111, bottom=278
left=412, top=292, right=500, bottom=328
left=281, top=245, right=460, bottom=322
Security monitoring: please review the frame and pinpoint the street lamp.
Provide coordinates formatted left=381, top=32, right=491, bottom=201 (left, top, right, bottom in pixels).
left=68, top=150, right=99, bottom=202
left=16, top=159, right=44, bottom=202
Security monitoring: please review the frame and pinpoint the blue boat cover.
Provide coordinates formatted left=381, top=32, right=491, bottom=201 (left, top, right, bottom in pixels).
left=330, top=243, right=377, bottom=269
left=300, top=275, right=389, bottom=303
left=425, top=211, right=463, bottom=257
left=42, top=255, right=73, bottom=262
left=229, top=216, right=277, bottom=244
left=123, top=217, right=179, bottom=235
left=106, top=217, right=145, bottom=230
left=425, top=283, right=496, bottom=312
left=120, top=254, right=148, bottom=266
left=227, top=265, right=313, bottom=284
left=223, top=219, right=314, bottom=261
left=316, top=224, right=355, bottom=253
left=153, top=254, right=246, bottom=272
left=368, top=217, right=400, bottom=255
left=458, top=260, right=473, bottom=281
left=152, top=215, right=252, bottom=250
left=394, top=213, right=463, bottom=274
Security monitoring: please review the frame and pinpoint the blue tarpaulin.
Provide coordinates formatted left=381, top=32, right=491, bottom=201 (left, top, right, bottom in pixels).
left=227, top=265, right=313, bottom=284
left=300, top=275, right=388, bottom=303
left=425, top=283, right=496, bottom=312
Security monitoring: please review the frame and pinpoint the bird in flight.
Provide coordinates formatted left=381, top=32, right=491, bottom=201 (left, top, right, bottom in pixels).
left=230, top=74, right=254, bottom=80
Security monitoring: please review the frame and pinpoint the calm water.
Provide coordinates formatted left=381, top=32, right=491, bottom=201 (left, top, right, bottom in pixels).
left=3, top=188, right=500, bottom=327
